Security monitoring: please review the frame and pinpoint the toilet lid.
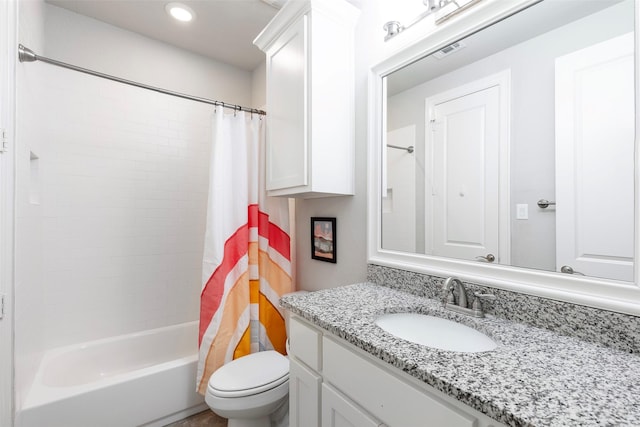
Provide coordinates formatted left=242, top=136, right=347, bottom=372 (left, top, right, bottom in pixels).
left=208, top=350, right=289, bottom=398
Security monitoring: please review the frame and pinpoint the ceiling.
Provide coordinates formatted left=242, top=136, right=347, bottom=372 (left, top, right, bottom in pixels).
left=46, top=0, right=283, bottom=71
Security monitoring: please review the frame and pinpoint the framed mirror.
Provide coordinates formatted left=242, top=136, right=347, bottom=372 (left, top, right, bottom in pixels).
left=368, top=0, right=640, bottom=314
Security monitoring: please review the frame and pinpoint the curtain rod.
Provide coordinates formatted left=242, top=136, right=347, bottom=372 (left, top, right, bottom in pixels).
left=18, top=44, right=266, bottom=116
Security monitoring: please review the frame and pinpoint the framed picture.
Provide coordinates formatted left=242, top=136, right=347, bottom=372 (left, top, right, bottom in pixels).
left=311, top=217, right=336, bottom=263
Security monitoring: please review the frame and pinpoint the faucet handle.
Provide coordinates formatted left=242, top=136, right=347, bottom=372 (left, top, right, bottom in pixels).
left=472, top=293, right=496, bottom=317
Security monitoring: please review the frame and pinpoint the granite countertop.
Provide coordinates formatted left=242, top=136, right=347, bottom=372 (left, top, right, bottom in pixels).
left=280, top=283, right=640, bottom=427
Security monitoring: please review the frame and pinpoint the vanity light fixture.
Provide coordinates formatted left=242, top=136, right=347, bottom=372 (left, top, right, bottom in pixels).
left=383, top=0, right=482, bottom=41
left=165, top=2, right=196, bottom=22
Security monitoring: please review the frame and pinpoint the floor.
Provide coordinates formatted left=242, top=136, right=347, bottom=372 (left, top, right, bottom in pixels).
left=165, top=409, right=228, bottom=427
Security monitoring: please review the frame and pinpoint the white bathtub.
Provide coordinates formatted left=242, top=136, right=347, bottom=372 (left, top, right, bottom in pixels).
left=18, top=321, right=207, bottom=427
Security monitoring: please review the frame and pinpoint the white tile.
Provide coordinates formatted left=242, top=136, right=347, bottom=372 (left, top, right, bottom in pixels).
left=28, top=73, right=214, bottom=348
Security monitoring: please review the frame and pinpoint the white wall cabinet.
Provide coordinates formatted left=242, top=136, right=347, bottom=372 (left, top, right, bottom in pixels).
left=254, top=0, right=358, bottom=198
left=288, top=315, right=507, bottom=427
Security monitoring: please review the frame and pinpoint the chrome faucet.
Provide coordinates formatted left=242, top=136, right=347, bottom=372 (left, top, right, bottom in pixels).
left=441, top=277, right=495, bottom=318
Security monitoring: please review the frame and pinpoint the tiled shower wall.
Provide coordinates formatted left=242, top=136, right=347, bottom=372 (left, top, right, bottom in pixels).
left=33, top=65, right=213, bottom=348
left=12, top=2, right=259, bottom=363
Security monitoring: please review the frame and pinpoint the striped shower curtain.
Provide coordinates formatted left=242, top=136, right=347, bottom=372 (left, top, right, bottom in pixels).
left=196, top=110, right=292, bottom=394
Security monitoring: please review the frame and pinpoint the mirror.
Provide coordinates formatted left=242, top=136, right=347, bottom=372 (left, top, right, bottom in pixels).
left=380, top=0, right=635, bottom=283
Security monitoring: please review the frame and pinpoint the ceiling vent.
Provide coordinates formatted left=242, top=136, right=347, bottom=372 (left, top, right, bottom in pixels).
left=432, top=41, right=466, bottom=59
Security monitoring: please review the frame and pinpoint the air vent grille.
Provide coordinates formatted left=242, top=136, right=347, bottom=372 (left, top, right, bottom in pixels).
left=432, top=41, right=466, bottom=59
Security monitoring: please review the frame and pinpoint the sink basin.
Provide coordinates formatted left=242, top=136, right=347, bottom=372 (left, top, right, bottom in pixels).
left=374, top=313, right=497, bottom=353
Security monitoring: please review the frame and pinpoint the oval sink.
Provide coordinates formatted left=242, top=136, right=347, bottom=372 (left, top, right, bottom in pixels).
left=375, top=313, right=497, bottom=353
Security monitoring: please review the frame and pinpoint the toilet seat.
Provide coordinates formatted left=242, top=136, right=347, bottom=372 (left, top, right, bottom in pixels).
left=208, top=350, right=289, bottom=398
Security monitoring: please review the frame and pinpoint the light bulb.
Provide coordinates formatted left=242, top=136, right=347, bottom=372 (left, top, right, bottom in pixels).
left=165, top=3, right=195, bottom=22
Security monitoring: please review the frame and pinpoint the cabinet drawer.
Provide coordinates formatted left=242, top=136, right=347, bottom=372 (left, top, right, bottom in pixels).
left=290, top=316, right=322, bottom=371
left=323, top=337, right=477, bottom=427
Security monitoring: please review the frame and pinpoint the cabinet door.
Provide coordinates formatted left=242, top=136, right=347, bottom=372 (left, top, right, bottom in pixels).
left=266, top=14, right=307, bottom=191
left=290, top=359, right=321, bottom=427
left=323, top=337, right=477, bottom=427
left=322, top=384, right=383, bottom=427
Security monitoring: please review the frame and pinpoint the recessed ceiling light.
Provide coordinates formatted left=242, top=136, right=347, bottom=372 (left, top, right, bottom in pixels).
left=165, top=3, right=195, bottom=22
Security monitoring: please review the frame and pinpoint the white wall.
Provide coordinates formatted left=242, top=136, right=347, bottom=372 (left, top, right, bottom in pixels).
left=15, top=1, right=253, bottom=411
left=44, top=4, right=252, bottom=107
left=386, top=2, right=632, bottom=271
left=0, top=1, right=18, bottom=426
left=15, top=0, right=47, bottom=412
left=0, top=0, right=16, bottom=422
left=252, top=60, right=267, bottom=109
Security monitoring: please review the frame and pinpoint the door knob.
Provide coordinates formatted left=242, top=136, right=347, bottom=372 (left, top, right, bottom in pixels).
left=475, top=254, right=495, bottom=263
left=560, top=265, right=585, bottom=275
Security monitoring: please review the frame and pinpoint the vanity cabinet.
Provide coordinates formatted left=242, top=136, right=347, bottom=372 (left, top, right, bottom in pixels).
left=253, top=0, right=358, bottom=198
left=289, top=316, right=384, bottom=427
left=289, top=312, right=323, bottom=427
left=288, top=315, right=507, bottom=427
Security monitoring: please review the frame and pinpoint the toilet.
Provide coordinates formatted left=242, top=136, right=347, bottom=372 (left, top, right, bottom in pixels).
left=205, top=291, right=307, bottom=427
left=205, top=350, right=289, bottom=427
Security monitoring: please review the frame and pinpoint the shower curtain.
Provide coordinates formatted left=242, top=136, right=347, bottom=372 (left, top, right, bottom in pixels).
left=196, top=110, right=292, bottom=394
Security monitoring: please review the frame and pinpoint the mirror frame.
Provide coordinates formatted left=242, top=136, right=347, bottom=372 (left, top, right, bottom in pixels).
left=367, top=0, right=640, bottom=315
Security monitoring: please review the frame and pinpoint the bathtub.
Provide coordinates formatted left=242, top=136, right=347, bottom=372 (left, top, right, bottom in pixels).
left=18, top=321, right=207, bottom=427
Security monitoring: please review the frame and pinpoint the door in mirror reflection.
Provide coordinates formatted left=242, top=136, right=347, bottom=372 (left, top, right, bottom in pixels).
left=555, top=32, right=634, bottom=281
left=426, top=75, right=505, bottom=263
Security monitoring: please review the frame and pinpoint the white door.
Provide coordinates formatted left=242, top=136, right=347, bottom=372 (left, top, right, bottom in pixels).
left=426, top=72, right=509, bottom=263
left=555, top=32, right=634, bottom=282
left=382, top=125, right=416, bottom=252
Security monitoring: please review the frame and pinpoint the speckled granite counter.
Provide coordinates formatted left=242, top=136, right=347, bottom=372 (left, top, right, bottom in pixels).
left=280, top=283, right=640, bottom=427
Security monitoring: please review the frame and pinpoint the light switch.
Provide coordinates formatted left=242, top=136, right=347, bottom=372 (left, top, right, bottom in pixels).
left=516, top=204, right=528, bottom=220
